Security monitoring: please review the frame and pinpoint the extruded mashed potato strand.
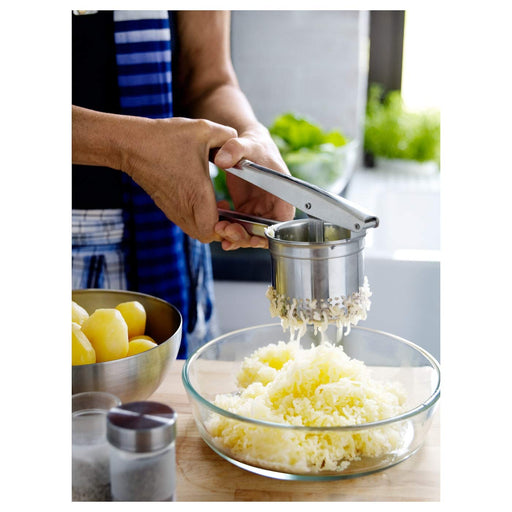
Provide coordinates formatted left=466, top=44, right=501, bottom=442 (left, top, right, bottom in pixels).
left=207, top=339, right=407, bottom=473
left=266, top=276, right=372, bottom=339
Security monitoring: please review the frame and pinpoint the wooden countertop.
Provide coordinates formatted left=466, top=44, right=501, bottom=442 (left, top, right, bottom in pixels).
left=151, top=360, right=440, bottom=502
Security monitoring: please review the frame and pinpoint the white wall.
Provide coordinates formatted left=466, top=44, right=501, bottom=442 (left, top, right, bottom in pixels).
left=231, top=10, right=369, bottom=143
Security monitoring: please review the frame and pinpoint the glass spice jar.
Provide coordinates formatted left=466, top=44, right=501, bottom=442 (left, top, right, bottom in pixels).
left=72, top=391, right=121, bottom=501
left=107, top=401, right=177, bottom=501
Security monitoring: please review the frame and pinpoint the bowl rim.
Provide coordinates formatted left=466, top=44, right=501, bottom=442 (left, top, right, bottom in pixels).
left=72, top=288, right=182, bottom=368
left=182, top=322, right=440, bottom=432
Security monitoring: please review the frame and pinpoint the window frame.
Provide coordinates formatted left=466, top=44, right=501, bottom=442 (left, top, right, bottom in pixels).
left=368, top=10, right=405, bottom=94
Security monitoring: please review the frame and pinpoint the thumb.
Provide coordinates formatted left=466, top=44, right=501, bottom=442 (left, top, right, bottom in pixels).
left=214, top=147, right=235, bottom=169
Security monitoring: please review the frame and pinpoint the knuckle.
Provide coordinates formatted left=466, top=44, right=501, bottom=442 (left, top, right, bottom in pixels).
left=194, top=118, right=212, bottom=135
left=224, top=136, right=243, bottom=151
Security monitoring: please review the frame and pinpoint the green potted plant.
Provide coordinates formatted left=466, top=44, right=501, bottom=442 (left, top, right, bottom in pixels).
left=364, top=83, right=440, bottom=173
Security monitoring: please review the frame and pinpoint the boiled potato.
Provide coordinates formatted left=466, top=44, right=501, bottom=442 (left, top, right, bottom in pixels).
left=72, top=301, right=89, bottom=326
left=81, top=308, right=129, bottom=362
left=72, top=322, right=96, bottom=365
left=129, top=334, right=156, bottom=343
left=115, top=301, right=146, bottom=339
left=127, top=337, right=158, bottom=357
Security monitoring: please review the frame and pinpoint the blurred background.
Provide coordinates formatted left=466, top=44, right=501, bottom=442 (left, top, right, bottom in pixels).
left=212, top=10, right=441, bottom=361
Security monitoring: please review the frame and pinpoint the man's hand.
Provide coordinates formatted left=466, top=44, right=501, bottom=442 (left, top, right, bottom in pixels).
left=121, top=116, right=239, bottom=243
left=72, top=106, right=237, bottom=243
left=173, top=11, right=295, bottom=250
left=212, top=125, right=295, bottom=250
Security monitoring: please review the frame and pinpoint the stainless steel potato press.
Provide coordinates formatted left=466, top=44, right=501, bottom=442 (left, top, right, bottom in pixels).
left=217, top=158, right=379, bottom=329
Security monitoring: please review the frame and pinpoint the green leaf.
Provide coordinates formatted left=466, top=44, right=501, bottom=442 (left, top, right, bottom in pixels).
left=364, top=83, right=440, bottom=166
left=324, top=131, right=347, bottom=147
left=268, top=112, right=347, bottom=152
left=269, top=113, right=322, bottom=150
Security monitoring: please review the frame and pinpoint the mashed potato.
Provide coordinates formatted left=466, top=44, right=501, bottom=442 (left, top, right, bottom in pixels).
left=206, top=339, right=407, bottom=474
left=266, top=276, right=372, bottom=338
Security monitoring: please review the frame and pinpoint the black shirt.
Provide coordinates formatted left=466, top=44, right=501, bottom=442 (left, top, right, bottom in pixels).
left=72, top=11, right=123, bottom=209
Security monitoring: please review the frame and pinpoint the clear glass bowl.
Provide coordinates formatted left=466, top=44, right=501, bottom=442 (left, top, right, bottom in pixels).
left=182, top=323, right=440, bottom=480
left=285, top=140, right=359, bottom=194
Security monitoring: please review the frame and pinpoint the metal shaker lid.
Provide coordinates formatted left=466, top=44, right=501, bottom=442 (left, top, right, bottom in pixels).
left=107, top=401, right=177, bottom=453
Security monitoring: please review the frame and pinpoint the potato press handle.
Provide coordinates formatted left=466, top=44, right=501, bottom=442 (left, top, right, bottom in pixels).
left=217, top=208, right=274, bottom=238
left=215, top=156, right=379, bottom=233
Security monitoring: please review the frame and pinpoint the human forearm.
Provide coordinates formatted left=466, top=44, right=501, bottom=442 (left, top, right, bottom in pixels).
left=72, top=105, right=128, bottom=169
left=184, top=81, right=265, bottom=138
left=174, top=11, right=294, bottom=248
left=174, top=11, right=266, bottom=139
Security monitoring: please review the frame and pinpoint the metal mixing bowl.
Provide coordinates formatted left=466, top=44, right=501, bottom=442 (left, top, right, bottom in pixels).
left=72, top=289, right=182, bottom=403
left=183, top=323, right=440, bottom=480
